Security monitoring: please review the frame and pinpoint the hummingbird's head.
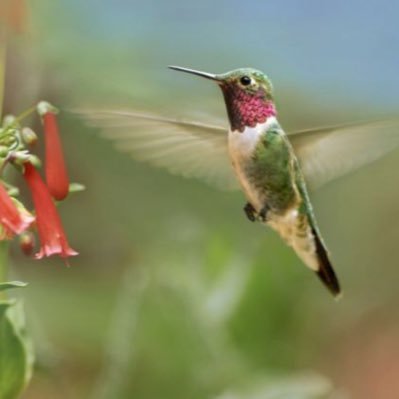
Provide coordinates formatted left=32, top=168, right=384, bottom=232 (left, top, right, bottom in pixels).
left=169, top=66, right=276, bottom=132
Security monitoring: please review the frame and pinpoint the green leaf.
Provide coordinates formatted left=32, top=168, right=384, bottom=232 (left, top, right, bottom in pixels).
left=0, top=300, right=34, bottom=399
left=0, top=282, right=28, bottom=292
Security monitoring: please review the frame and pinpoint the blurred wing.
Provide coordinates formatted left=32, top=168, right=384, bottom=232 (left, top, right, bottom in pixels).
left=75, top=109, right=240, bottom=191
left=289, top=119, right=399, bottom=189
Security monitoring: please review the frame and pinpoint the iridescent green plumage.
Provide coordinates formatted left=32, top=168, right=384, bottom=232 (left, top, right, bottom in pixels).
left=250, top=123, right=296, bottom=212
left=233, top=115, right=340, bottom=296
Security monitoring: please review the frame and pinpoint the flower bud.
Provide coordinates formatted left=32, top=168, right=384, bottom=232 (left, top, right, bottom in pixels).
left=37, top=101, right=58, bottom=117
left=21, top=127, right=38, bottom=146
left=19, top=231, right=35, bottom=256
left=0, top=133, right=17, bottom=147
left=27, top=154, right=41, bottom=168
left=2, top=115, right=17, bottom=128
left=0, top=146, right=9, bottom=157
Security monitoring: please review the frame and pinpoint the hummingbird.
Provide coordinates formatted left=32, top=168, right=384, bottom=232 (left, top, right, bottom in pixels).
left=77, top=66, right=399, bottom=297
left=169, top=66, right=341, bottom=296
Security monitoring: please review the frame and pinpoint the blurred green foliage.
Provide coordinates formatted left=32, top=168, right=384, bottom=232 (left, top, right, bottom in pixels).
left=0, top=292, right=33, bottom=399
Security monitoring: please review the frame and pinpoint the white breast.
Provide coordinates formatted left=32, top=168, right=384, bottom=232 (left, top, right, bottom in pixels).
left=227, top=117, right=278, bottom=210
left=228, top=117, right=277, bottom=159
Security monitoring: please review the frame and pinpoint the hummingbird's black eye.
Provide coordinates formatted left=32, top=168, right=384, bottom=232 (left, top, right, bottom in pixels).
left=240, top=76, right=251, bottom=86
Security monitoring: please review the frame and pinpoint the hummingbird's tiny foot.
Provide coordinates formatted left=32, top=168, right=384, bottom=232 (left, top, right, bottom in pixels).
left=243, top=202, right=257, bottom=222
left=258, top=204, right=270, bottom=222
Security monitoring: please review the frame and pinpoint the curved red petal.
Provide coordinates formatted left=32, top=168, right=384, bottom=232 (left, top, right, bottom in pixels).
left=0, top=182, right=33, bottom=235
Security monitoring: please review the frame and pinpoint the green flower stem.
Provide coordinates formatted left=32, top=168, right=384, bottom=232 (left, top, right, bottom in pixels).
left=0, top=25, right=8, bottom=294
left=0, top=23, right=6, bottom=121
left=0, top=242, right=9, bottom=300
left=0, top=242, right=8, bottom=281
left=14, top=106, right=36, bottom=125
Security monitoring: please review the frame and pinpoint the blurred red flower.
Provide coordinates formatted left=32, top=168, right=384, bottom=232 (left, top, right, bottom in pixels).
left=0, top=0, right=27, bottom=33
left=0, top=181, right=33, bottom=238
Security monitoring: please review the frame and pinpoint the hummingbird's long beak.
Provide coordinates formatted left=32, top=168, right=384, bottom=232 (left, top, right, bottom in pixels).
left=168, top=65, right=220, bottom=82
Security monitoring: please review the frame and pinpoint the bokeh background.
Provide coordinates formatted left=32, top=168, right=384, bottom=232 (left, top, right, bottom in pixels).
left=3, top=0, right=399, bottom=398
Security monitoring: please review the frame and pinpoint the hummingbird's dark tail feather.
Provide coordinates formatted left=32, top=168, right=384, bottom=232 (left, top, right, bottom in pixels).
left=310, top=226, right=341, bottom=298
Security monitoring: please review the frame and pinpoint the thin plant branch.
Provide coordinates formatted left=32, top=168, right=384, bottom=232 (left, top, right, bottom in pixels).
left=0, top=23, right=7, bottom=121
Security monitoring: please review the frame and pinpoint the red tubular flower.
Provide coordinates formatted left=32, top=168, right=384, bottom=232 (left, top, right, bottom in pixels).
left=0, top=181, right=33, bottom=237
left=38, top=102, right=69, bottom=201
left=23, top=163, right=78, bottom=259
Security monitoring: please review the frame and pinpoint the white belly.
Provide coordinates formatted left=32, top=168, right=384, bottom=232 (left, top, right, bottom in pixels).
left=228, top=117, right=277, bottom=210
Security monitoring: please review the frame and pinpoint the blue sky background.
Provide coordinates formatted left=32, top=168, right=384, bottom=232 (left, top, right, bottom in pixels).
left=37, top=0, right=399, bottom=112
